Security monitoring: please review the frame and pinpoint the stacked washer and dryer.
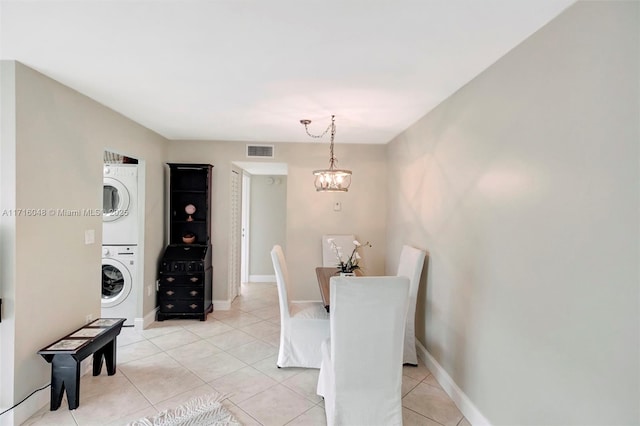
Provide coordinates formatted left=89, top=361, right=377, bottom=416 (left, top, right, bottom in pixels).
left=101, top=164, right=139, bottom=326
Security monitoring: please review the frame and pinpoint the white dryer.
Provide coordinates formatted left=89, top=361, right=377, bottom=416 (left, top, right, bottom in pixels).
left=103, top=164, right=138, bottom=245
left=101, top=245, right=137, bottom=325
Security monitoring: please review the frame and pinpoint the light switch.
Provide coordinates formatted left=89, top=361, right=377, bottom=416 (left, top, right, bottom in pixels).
left=84, top=229, right=95, bottom=244
left=334, top=202, right=341, bottom=211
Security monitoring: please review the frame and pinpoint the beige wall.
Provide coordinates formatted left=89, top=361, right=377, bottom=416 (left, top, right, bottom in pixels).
left=0, top=61, right=168, bottom=424
left=249, top=175, right=287, bottom=276
left=167, top=140, right=386, bottom=300
left=385, top=2, right=639, bottom=425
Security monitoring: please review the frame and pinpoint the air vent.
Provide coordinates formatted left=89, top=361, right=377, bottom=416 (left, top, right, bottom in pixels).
left=246, top=144, right=274, bottom=158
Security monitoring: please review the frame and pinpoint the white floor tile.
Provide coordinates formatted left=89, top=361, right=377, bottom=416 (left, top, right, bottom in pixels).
left=118, top=339, right=163, bottom=364
left=70, top=374, right=152, bottom=424
left=106, top=406, right=159, bottom=426
left=218, top=311, right=263, bottom=328
left=152, top=383, right=219, bottom=412
left=237, top=384, right=316, bottom=426
left=165, top=339, right=223, bottom=364
left=226, top=340, right=278, bottom=365
left=148, top=328, right=201, bottom=351
left=402, top=373, right=422, bottom=397
left=281, top=368, right=323, bottom=403
left=240, top=320, right=281, bottom=338
left=227, top=401, right=263, bottom=426
left=209, top=366, right=278, bottom=404
left=402, top=407, right=444, bottom=426
left=207, top=329, right=257, bottom=351
left=182, top=351, right=248, bottom=382
left=24, top=281, right=463, bottom=426
left=117, top=327, right=147, bottom=347
left=120, top=352, right=206, bottom=404
left=20, top=404, right=77, bottom=426
left=251, top=355, right=307, bottom=382
left=403, top=382, right=464, bottom=426
left=285, top=405, right=327, bottom=426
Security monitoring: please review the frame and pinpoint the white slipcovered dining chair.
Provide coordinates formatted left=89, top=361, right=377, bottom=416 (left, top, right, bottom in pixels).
left=316, top=276, right=409, bottom=426
left=322, top=235, right=356, bottom=267
left=396, top=245, right=426, bottom=366
left=271, top=245, right=330, bottom=368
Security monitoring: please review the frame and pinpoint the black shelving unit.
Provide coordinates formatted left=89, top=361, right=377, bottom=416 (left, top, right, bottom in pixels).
left=157, top=163, right=214, bottom=321
left=168, top=164, right=212, bottom=245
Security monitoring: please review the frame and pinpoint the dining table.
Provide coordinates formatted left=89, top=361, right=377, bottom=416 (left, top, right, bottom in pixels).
left=315, top=267, right=364, bottom=312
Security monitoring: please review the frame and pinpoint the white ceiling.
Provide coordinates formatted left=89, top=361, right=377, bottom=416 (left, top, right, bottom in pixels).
left=0, top=0, right=575, bottom=144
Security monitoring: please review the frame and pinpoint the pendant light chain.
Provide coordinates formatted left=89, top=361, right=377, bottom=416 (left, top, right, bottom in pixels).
left=302, top=115, right=338, bottom=169
left=328, top=115, right=337, bottom=170
left=302, top=116, right=333, bottom=139
left=300, top=114, right=352, bottom=192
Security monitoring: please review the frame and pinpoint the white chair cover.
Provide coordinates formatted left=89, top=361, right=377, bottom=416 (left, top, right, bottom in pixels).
left=317, top=276, right=409, bottom=426
left=271, top=245, right=330, bottom=368
left=322, top=235, right=356, bottom=267
left=396, top=245, right=426, bottom=365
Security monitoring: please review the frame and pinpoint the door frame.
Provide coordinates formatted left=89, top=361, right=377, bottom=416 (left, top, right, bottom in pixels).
left=241, top=171, right=251, bottom=285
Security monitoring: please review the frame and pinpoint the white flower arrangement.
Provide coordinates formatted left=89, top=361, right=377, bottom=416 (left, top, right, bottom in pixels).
left=327, top=238, right=372, bottom=273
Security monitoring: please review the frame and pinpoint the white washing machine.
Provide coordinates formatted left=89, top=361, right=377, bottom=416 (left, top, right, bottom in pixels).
left=101, top=245, right=137, bottom=325
left=103, top=164, right=138, bottom=245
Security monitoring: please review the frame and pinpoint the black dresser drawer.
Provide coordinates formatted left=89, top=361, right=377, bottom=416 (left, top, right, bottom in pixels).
left=159, top=299, right=204, bottom=314
left=159, top=273, right=204, bottom=286
left=159, top=286, right=204, bottom=299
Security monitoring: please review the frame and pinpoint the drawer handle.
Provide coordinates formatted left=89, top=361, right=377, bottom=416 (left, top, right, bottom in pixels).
left=166, top=290, right=175, bottom=296
left=190, top=290, right=198, bottom=296
left=190, top=277, right=199, bottom=283
left=166, top=277, right=175, bottom=283
left=189, top=304, right=198, bottom=310
left=166, top=304, right=174, bottom=310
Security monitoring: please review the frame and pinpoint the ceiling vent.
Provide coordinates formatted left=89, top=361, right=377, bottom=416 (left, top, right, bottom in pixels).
left=246, top=144, right=274, bottom=158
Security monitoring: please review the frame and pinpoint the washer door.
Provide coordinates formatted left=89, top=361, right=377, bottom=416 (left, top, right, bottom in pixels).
left=103, top=177, right=131, bottom=223
left=102, top=258, right=132, bottom=308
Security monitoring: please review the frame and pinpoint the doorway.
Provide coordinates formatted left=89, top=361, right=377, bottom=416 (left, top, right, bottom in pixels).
left=231, top=162, right=287, bottom=299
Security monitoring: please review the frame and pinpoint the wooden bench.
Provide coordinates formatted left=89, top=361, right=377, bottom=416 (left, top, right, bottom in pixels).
left=38, top=318, right=125, bottom=410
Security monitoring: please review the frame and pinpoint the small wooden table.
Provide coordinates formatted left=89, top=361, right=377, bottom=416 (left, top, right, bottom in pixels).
left=315, top=267, right=363, bottom=312
left=38, top=318, right=125, bottom=410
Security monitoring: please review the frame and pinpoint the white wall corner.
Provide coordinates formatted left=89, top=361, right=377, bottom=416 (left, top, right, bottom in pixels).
left=137, top=309, right=157, bottom=330
left=213, top=300, right=232, bottom=311
left=416, top=340, right=492, bottom=426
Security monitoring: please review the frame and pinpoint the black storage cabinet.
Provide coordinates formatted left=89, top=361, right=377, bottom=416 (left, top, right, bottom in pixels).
left=157, top=163, right=213, bottom=321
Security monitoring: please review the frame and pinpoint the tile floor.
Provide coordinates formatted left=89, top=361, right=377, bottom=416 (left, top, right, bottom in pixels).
left=24, top=283, right=469, bottom=426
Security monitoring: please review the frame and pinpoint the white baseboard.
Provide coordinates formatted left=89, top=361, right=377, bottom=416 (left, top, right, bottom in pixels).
left=137, top=308, right=157, bottom=330
left=249, top=275, right=275, bottom=283
left=213, top=299, right=231, bottom=310
left=416, top=340, right=491, bottom=426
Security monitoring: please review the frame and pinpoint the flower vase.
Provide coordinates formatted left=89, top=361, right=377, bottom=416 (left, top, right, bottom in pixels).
left=339, top=272, right=355, bottom=277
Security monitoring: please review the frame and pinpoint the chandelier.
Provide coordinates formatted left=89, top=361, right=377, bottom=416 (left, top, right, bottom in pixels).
left=300, top=115, right=352, bottom=192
